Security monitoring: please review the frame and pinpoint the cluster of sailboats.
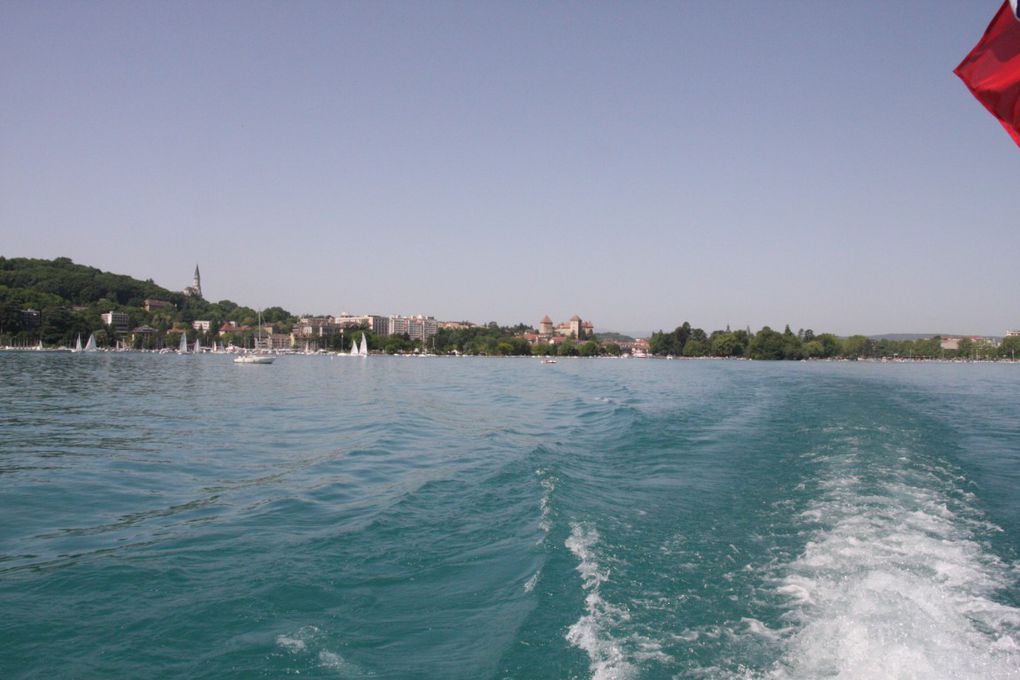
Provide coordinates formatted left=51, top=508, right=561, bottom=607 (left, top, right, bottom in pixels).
left=72, top=333, right=98, bottom=353
left=173, top=333, right=231, bottom=355
left=345, top=333, right=370, bottom=357
left=32, top=327, right=372, bottom=363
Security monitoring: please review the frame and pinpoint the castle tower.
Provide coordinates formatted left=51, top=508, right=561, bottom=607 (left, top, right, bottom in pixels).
left=569, top=314, right=582, bottom=339
left=539, top=315, right=554, bottom=336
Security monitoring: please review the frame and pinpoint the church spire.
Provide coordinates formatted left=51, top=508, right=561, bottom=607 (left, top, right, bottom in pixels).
left=184, top=264, right=203, bottom=298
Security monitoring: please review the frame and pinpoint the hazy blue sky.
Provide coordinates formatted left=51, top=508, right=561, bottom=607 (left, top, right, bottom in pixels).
left=1, top=1, right=1017, bottom=336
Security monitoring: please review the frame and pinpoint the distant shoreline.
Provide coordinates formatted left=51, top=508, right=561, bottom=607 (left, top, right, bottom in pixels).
left=2, top=347, right=1018, bottom=365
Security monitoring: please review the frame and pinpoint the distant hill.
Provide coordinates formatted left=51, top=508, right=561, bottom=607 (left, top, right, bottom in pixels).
left=868, top=333, right=939, bottom=341
left=594, top=331, right=636, bottom=343
left=0, top=256, right=275, bottom=346
left=869, top=333, right=1003, bottom=341
left=0, top=256, right=182, bottom=309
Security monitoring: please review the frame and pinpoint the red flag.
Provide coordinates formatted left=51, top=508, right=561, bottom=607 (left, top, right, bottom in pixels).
left=955, top=1, right=1020, bottom=145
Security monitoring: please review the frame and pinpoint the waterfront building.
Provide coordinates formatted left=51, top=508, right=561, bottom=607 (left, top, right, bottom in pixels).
left=388, top=316, right=409, bottom=336
left=388, top=315, right=438, bottom=343
left=336, top=314, right=388, bottom=335
left=439, top=321, right=477, bottom=331
left=101, top=311, right=130, bottom=334
left=536, top=314, right=593, bottom=340
left=941, top=335, right=999, bottom=351
left=568, top=315, right=582, bottom=338
left=292, top=317, right=341, bottom=351
left=131, top=325, right=157, bottom=345
left=538, top=315, right=554, bottom=335
left=523, top=332, right=568, bottom=346
left=293, top=317, right=339, bottom=338
left=255, top=333, right=291, bottom=351
left=192, top=320, right=212, bottom=332
left=1007, top=330, right=1020, bottom=337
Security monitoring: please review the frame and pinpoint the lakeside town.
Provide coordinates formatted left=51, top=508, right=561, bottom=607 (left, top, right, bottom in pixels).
left=2, top=258, right=1019, bottom=361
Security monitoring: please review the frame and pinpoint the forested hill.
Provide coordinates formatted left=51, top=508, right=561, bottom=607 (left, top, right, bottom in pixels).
left=0, top=256, right=291, bottom=347
left=1, top=256, right=181, bottom=309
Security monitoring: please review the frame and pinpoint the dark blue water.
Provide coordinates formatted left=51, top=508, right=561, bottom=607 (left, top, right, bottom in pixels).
left=1, top=354, right=1018, bottom=678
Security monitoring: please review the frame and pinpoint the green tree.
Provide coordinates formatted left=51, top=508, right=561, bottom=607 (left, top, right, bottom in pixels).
left=748, top=326, right=785, bottom=360
left=532, top=342, right=555, bottom=356
left=803, top=340, right=825, bottom=358
left=649, top=322, right=692, bottom=356
left=841, top=335, right=874, bottom=358
left=815, top=333, right=840, bottom=357
left=1000, top=336, right=1020, bottom=360
left=709, top=331, right=742, bottom=357
left=781, top=327, right=804, bottom=360
left=682, top=338, right=708, bottom=357
left=648, top=330, right=676, bottom=356
left=384, top=333, right=413, bottom=354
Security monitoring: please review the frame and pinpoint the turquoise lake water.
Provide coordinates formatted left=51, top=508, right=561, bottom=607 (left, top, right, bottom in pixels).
left=1, top=354, right=1018, bottom=679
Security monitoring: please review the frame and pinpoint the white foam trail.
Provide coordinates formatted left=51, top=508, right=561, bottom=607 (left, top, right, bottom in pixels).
left=276, top=634, right=306, bottom=652
left=277, top=626, right=367, bottom=677
left=538, top=475, right=555, bottom=534
left=276, top=625, right=318, bottom=653
left=319, top=649, right=366, bottom=675
left=562, top=523, right=673, bottom=677
left=769, top=455, right=1020, bottom=679
left=565, top=523, right=645, bottom=680
left=524, top=571, right=540, bottom=593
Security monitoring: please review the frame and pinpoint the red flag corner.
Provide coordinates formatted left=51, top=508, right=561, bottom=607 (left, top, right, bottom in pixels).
left=955, top=0, right=1020, bottom=146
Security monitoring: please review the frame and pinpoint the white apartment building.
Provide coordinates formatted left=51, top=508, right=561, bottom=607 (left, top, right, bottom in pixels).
left=335, top=314, right=388, bottom=335
left=101, top=311, right=130, bottom=334
left=388, top=315, right=438, bottom=343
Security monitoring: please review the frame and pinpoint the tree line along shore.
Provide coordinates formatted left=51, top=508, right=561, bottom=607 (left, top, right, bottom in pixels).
left=2, top=256, right=1017, bottom=360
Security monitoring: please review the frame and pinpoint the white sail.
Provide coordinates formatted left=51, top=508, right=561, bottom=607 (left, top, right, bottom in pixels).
left=84, top=333, right=98, bottom=352
left=359, top=334, right=368, bottom=356
left=74, top=334, right=82, bottom=353
left=350, top=335, right=359, bottom=356
left=179, top=332, right=188, bottom=353
left=194, top=337, right=202, bottom=353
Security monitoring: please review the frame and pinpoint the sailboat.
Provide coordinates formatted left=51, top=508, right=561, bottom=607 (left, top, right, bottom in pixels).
left=83, top=333, right=98, bottom=352
left=359, top=334, right=369, bottom=356
left=73, top=334, right=82, bottom=353
left=234, top=311, right=274, bottom=364
left=194, top=337, right=202, bottom=353
left=179, top=332, right=188, bottom=354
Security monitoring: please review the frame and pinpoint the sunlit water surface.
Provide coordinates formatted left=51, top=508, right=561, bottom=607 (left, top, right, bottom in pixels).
left=1, top=354, right=1018, bottom=678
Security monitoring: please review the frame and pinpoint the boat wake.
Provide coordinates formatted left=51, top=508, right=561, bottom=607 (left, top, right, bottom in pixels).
left=766, top=443, right=1020, bottom=679
left=565, top=522, right=671, bottom=680
left=275, top=625, right=368, bottom=677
